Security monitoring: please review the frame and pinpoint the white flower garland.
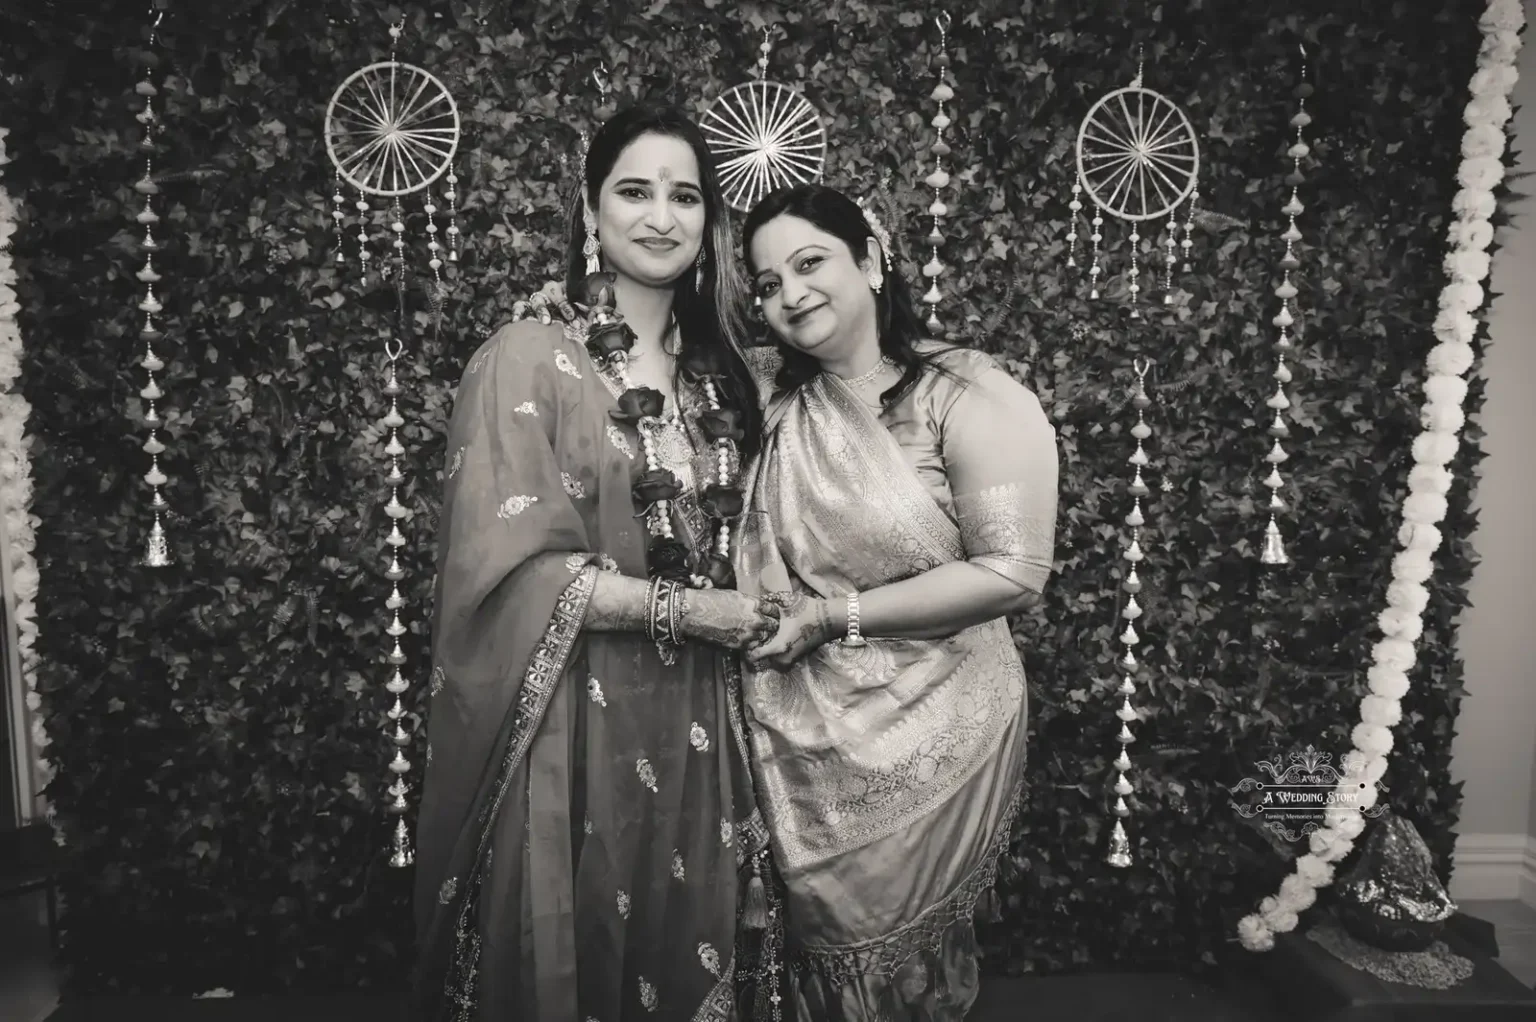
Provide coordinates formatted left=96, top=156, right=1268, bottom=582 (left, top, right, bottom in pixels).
left=0, top=125, right=49, bottom=801
left=1238, top=0, right=1525, bottom=952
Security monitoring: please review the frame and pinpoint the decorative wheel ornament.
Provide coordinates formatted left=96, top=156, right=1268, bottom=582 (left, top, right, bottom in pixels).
left=1064, top=59, right=1202, bottom=317
left=1075, top=86, right=1199, bottom=222
left=702, top=29, right=827, bottom=213
left=325, top=61, right=461, bottom=197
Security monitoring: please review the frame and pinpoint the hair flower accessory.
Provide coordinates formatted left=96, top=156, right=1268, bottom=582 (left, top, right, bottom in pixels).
left=857, top=198, right=894, bottom=269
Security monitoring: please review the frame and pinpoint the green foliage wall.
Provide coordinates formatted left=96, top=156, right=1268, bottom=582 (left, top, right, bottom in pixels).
left=1, top=0, right=1496, bottom=995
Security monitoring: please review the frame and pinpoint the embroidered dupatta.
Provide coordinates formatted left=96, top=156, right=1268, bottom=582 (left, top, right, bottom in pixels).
left=732, top=352, right=1057, bottom=1020
left=412, top=322, right=765, bottom=1022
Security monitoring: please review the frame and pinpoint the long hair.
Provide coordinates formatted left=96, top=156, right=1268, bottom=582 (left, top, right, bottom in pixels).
left=741, top=183, right=960, bottom=406
left=564, top=103, right=762, bottom=461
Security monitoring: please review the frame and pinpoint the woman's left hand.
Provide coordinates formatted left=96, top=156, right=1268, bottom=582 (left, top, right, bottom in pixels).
left=745, top=595, right=841, bottom=670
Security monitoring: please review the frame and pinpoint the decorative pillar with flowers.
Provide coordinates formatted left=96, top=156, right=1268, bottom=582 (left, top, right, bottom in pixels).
left=0, top=124, right=47, bottom=817
left=1237, top=0, right=1525, bottom=953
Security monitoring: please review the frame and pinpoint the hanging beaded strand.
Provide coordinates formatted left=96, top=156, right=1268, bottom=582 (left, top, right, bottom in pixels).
left=1125, top=52, right=1146, bottom=320
left=1107, top=360, right=1153, bottom=868
left=444, top=165, right=460, bottom=262
left=921, top=12, right=954, bottom=335
left=331, top=170, right=346, bottom=265
left=135, top=11, right=172, bottom=568
left=1260, top=49, right=1311, bottom=567
left=380, top=337, right=415, bottom=867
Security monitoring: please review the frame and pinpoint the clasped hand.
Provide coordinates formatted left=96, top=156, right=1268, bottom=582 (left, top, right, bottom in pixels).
left=683, top=591, right=839, bottom=670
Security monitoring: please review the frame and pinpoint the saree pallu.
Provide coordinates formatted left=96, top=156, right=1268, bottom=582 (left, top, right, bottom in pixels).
left=412, top=322, right=767, bottom=1022
left=733, top=358, right=1056, bottom=1021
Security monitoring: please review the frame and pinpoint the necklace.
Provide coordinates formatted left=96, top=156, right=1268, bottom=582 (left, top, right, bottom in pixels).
left=839, top=355, right=895, bottom=389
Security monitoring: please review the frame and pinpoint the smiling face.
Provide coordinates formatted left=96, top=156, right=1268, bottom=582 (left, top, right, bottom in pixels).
left=749, top=214, right=880, bottom=361
left=593, top=132, right=706, bottom=289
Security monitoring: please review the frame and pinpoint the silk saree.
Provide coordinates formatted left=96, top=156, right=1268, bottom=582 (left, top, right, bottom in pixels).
left=733, top=347, right=1058, bottom=1021
left=412, top=321, right=768, bottom=1021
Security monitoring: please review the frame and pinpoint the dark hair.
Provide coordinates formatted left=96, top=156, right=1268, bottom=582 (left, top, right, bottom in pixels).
left=741, top=183, right=960, bottom=405
left=564, top=102, right=761, bottom=461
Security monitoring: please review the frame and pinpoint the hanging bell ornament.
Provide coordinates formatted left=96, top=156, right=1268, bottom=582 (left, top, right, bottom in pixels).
left=1106, top=820, right=1132, bottom=868
left=389, top=817, right=415, bottom=868
left=143, top=515, right=172, bottom=567
left=1260, top=517, right=1289, bottom=566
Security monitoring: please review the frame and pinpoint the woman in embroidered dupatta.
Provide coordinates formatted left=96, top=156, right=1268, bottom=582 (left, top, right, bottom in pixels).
left=411, top=105, right=779, bottom=1022
left=731, top=184, right=1059, bottom=1021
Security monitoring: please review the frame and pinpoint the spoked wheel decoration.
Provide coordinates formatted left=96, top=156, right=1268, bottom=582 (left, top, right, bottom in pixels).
left=702, top=29, right=827, bottom=214
left=1065, top=61, right=1201, bottom=317
left=323, top=21, right=467, bottom=871
left=325, top=61, right=460, bottom=197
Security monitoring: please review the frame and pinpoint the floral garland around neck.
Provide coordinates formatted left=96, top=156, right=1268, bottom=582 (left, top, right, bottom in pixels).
left=580, top=272, right=746, bottom=590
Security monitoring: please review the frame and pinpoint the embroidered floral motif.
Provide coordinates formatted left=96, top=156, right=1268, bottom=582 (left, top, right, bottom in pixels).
left=565, top=552, right=588, bottom=574
left=497, top=495, right=539, bottom=518
left=617, top=890, right=631, bottom=919
left=469, top=351, right=489, bottom=374
left=636, top=758, right=658, bottom=793
left=562, top=471, right=585, bottom=498
left=689, top=722, right=710, bottom=752
left=555, top=349, right=582, bottom=379
left=447, top=447, right=464, bottom=480
left=588, top=677, right=607, bottom=707
left=431, top=665, right=445, bottom=696
left=438, top=877, right=458, bottom=905
left=606, top=424, right=634, bottom=460
left=698, top=942, right=722, bottom=978
left=598, top=553, right=620, bottom=573
left=672, top=850, right=685, bottom=880
left=515, top=400, right=538, bottom=415
left=720, top=819, right=734, bottom=846
left=639, top=977, right=658, bottom=1011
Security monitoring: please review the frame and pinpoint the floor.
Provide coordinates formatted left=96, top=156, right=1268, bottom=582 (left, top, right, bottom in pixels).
left=2, top=894, right=1534, bottom=1021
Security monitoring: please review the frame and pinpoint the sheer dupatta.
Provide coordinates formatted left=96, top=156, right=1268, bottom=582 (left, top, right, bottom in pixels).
left=413, top=322, right=760, bottom=1021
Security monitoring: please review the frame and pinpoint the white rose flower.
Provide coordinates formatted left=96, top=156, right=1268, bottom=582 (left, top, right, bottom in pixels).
left=1390, top=551, right=1435, bottom=587
left=1423, top=374, right=1469, bottom=408
left=1426, top=341, right=1475, bottom=377
left=1438, top=280, right=1485, bottom=314
left=1353, top=723, right=1396, bottom=759
left=1421, top=400, right=1466, bottom=434
left=1333, top=811, right=1368, bottom=841
left=1397, top=520, right=1443, bottom=553
left=1296, top=854, right=1335, bottom=887
left=1407, top=464, right=1453, bottom=498
left=1238, top=915, right=1274, bottom=952
left=10, top=560, right=38, bottom=601
left=1465, top=94, right=1513, bottom=130
left=1402, top=491, right=1449, bottom=527
left=1377, top=606, right=1424, bottom=642
left=1372, top=638, right=1418, bottom=671
left=1447, top=248, right=1492, bottom=283
left=1384, top=580, right=1431, bottom=616
left=1482, top=2, right=1525, bottom=37
left=1452, top=188, right=1497, bottom=220
left=1412, top=431, right=1459, bottom=468
left=1460, top=122, right=1506, bottom=159
left=1360, top=694, right=1403, bottom=728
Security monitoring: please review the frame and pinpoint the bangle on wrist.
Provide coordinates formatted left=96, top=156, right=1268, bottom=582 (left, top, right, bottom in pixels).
left=841, top=592, right=867, bottom=647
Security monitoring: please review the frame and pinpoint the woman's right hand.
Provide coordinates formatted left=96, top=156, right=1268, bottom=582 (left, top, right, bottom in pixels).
left=682, top=589, right=781, bottom=651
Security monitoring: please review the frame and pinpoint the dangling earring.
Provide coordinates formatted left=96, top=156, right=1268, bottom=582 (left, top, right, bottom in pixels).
left=695, top=248, right=707, bottom=292
left=582, top=197, right=601, bottom=276
left=868, top=269, right=883, bottom=294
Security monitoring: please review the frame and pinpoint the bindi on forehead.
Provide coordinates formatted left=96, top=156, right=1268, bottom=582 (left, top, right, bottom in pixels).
left=658, top=166, right=675, bottom=184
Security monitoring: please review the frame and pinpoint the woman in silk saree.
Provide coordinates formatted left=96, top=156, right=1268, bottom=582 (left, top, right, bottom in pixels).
left=731, top=184, right=1060, bottom=1021
left=411, top=104, right=779, bottom=1022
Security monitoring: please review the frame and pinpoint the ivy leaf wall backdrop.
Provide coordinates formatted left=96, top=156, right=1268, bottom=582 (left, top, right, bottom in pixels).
left=0, top=0, right=1500, bottom=995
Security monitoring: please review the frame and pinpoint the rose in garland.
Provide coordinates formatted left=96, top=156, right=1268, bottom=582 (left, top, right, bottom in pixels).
left=611, top=387, right=666, bottom=425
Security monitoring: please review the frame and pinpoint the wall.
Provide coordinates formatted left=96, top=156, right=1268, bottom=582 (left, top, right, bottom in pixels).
left=1450, top=7, right=1536, bottom=906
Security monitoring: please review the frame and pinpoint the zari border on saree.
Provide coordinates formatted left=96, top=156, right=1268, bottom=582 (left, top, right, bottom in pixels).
left=439, top=564, right=597, bottom=1021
